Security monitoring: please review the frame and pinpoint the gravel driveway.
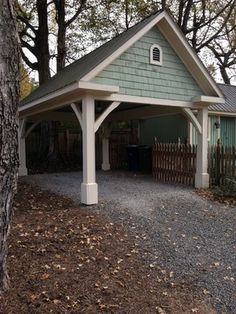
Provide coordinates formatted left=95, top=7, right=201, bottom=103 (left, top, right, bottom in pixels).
left=25, top=171, right=236, bottom=313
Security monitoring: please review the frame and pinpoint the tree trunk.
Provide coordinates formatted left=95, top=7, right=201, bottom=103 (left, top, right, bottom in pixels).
left=35, top=0, right=50, bottom=85
left=55, top=0, right=66, bottom=72
left=220, top=65, right=231, bottom=84
left=0, top=0, right=20, bottom=292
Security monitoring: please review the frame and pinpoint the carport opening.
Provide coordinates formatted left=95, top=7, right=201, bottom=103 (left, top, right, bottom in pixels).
left=25, top=102, right=195, bottom=186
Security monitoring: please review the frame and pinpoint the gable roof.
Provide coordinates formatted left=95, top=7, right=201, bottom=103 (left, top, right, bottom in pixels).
left=209, top=84, right=236, bottom=113
left=20, top=10, right=223, bottom=107
left=20, top=11, right=162, bottom=106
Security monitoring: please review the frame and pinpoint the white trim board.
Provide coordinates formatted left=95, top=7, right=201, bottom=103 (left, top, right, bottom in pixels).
left=19, top=82, right=79, bottom=113
left=96, top=93, right=194, bottom=108
left=192, top=95, right=225, bottom=105
left=208, top=111, right=236, bottom=117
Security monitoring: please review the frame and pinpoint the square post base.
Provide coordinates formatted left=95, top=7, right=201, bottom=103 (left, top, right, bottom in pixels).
left=19, top=167, right=28, bottom=176
left=195, top=173, right=209, bottom=189
left=81, top=183, right=98, bottom=205
left=102, top=163, right=110, bottom=171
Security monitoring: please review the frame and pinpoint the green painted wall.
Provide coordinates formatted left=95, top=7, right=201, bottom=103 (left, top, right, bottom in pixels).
left=93, top=27, right=204, bottom=101
left=141, top=114, right=235, bottom=146
left=209, top=116, right=219, bottom=145
left=140, top=114, right=188, bottom=145
left=192, top=116, right=236, bottom=146
left=192, top=115, right=220, bottom=145
left=221, top=117, right=236, bottom=146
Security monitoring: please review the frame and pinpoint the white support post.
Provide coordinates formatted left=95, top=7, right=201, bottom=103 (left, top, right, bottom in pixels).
left=18, top=119, right=28, bottom=176
left=195, top=108, right=209, bottom=188
left=102, top=137, right=110, bottom=171
left=188, top=121, right=193, bottom=145
left=81, top=95, right=98, bottom=204
left=101, top=125, right=111, bottom=171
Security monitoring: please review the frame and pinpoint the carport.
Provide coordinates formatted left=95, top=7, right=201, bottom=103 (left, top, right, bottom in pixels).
left=18, top=10, right=224, bottom=205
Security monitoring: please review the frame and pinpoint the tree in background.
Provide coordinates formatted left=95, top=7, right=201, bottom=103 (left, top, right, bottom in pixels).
left=17, top=0, right=87, bottom=84
left=17, top=0, right=88, bottom=165
left=20, top=64, right=35, bottom=100
left=0, top=0, right=20, bottom=291
left=84, top=0, right=236, bottom=83
left=17, top=0, right=236, bottom=84
left=207, top=3, right=236, bottom=84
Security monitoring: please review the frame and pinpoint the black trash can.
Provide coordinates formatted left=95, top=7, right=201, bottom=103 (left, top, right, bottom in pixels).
left=126, top=145, right=139, bottom=171
left=138, top=145, right=152, bottom=173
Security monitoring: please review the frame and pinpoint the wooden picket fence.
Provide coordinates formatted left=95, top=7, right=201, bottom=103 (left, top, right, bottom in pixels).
left=152, top=143, right=196, bottom=186
left=152, top=142, right=236, bottom=187
left=208, top=143, right=236, bottom=185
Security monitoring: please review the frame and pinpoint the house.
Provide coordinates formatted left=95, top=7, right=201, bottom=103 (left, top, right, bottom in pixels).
left=18, top=10, right=224, bottom=205
left=205, top=84, right=236, bottom=146
left=139, top=83, right=236, bottom=147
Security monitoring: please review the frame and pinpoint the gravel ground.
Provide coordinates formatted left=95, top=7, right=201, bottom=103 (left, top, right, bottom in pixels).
left=24, top=171, right=236, bottom=313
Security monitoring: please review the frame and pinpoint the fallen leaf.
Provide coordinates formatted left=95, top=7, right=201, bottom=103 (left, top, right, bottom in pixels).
left=41, top=273, right=50, bottom=280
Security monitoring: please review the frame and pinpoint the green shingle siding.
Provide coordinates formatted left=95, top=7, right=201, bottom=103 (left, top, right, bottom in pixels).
left=93, top=27, right=203, bottom=101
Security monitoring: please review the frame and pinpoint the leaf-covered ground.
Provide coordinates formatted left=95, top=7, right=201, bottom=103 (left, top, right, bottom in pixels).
left=1, top=181, right=215, bottom=313
left=195, top=189, right=236, bottom=207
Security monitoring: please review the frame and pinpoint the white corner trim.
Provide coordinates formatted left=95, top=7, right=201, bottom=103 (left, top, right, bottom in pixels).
left=71, top=103, right=83, bottom=130
left=19, top=82, right=80, bottom=113
left=192, top=95, right=225, bottom=105
left=150, top=44, right=163, bottom=66
left=24, top=121, right=40, bottom=139
left=94, top=102, right=120, bottom=133
left=81, top=11, right=166, bottom=81
left=182, top=108, right=202, bottom=135
left=78, top=81, right=119, bottom=93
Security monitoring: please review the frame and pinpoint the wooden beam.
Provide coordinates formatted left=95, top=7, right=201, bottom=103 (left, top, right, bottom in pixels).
left=96, top=94, right=194, bottom=108
left=71, top=103, right=83, bottom=130
left=182, top=108, right=202, bottom=135
left=107, top=106, right=181, bottom=122
left=28, top=111, right=78, bottom=123
left=24, top=121, right=40, bottom=138
left=94, top=102, right=120, bottom=133
left=19, top=118, right=27, bottom=138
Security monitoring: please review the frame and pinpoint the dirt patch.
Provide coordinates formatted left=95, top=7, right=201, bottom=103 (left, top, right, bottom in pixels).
left=1, top=180, right=215, bottom=314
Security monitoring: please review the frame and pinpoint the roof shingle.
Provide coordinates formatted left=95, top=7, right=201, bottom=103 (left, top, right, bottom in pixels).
left=209, top=84, right=236, bottom=113
left=20, top=11, right=161, bottom=106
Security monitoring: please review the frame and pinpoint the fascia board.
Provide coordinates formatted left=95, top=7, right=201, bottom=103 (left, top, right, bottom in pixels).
left=158, top=14, right=224, bottom=98
left=192, top=95, right=225, bottom=105
left=19, top=82, right=80, bottom=112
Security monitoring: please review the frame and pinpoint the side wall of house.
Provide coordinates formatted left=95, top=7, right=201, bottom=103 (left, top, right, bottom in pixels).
left=221, top=117, right=236, bottom=146
left=92, top=26, right=204, bottom=101
left=139, top=114, right=188, bottom=145
left=192, top=116, right=236, bottom=146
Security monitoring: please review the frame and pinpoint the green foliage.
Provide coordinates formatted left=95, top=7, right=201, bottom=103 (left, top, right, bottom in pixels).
left=20, top=64, right=36, bottom=100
